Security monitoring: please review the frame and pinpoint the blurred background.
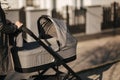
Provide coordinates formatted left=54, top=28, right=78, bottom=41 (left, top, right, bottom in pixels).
left=1, top=1, right=120, bottom=80
left=1, top=0, right=120, bottom=39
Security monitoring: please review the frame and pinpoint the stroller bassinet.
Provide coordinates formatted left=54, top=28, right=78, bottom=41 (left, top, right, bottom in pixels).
left=11, top=15, right=80, bottom=79
left=37, top=15, right=77, bottom=63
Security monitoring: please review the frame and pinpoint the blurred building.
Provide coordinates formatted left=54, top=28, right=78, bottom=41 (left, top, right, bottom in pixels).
left=2, top=0, right=120, bottom=9
left=1, top=0, right=120, bottom=37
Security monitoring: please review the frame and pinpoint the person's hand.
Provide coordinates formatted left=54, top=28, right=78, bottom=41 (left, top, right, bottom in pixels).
left=15, top=21, right=23, bottom=29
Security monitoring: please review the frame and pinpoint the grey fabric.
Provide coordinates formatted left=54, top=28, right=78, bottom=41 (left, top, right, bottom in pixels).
left=16, top=33, right=23, bottom=47
left=47, top=17, right=77, bottom=59
left=13, top=16, right=77, bottom=69
left=14, top=37, right=59, bottom=68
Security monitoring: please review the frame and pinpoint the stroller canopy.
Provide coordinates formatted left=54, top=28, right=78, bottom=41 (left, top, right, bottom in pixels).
left=12, top=15, right=77, bottom=73
left=38, top=15, right=77, bottom=49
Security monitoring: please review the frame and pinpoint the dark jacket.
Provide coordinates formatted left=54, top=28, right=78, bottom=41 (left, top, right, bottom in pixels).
left=0, top=4, right=18, bottom=75
left=0, top=22, right=18, bottom=75
left=0, top=20, right=19, bottom=45
left=0, top=20, right=17, bottom=34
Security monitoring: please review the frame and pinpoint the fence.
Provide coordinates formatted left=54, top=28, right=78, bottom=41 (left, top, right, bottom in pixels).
left=102, top=2, right=120, bottom=30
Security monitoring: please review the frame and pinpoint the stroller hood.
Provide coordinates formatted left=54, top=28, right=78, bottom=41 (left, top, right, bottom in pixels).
left=46, top=16, right=77, bottom=49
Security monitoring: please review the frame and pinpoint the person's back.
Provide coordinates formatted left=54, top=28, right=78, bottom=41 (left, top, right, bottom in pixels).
left=0, top=3, right=14, bottom=79
left=0, top=3, right=23, bottom=79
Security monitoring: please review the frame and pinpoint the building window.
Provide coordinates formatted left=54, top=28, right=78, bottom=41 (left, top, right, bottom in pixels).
left=26, top=0, right=34, bottom=6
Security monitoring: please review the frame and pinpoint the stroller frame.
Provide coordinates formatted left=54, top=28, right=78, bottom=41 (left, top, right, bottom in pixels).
left=11, top=16, right=81, bottom=80
left=21, top=26, right=81, bottom=80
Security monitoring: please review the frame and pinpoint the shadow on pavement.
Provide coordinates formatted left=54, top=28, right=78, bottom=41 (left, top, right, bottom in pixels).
left=76, top=40, right=120, bottom=80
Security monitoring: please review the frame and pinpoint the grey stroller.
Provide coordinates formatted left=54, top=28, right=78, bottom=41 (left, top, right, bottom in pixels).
left=11, top=15, right=81, bottom=80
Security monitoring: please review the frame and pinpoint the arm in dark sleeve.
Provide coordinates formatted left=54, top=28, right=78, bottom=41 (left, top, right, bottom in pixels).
left=0, top=20, right=17, bottom=34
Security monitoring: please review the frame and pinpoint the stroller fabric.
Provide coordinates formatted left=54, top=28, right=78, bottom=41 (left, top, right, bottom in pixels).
left=38, top=16, right=77, bottom=60
left=11, top=15, right=77, bottom=73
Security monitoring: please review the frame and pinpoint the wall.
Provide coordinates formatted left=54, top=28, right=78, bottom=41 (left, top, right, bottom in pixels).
left=26, top=9, right=48, bottom=42
left=86, top=6, right=103, bottom=34
left=5, top=9, right=20, bottom=23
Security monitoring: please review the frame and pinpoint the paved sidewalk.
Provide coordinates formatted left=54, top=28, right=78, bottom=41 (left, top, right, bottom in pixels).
left=75, top=35, right=120, bottom=80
